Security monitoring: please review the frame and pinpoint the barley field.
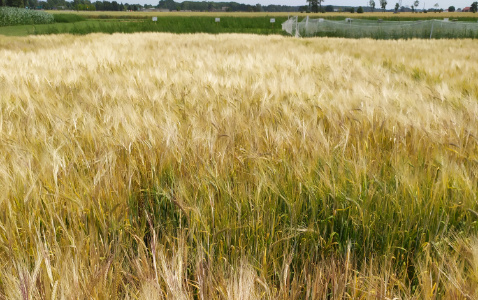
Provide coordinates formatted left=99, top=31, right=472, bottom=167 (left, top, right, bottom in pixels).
left=0, top=33, right=478, bottom=299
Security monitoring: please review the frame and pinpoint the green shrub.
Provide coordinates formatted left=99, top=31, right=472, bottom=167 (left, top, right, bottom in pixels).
left=53, top=14, right=86, bottom=23
left=0, top=7, right=54, bottom=26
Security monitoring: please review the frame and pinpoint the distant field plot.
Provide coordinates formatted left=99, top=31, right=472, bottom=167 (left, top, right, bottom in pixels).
left=0, top=14, right=288, bottom=36
left=1, top=33, right=478, bottom=298
left=1, top=10, right=477, bottom=37
left=284, top=17, right=478, bottom=39
left=49, top=10, right=292, bottom=18
left=48, top=10, right=478, bottom=20
left=34, top=16, right=288, bottom=35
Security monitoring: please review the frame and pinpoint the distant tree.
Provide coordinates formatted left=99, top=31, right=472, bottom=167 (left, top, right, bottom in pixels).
left=7, top=0, right=24, bottom=7
left=102, top=1, right=110, bottom=10
left=308, top=0, right=320, bottom=13
left=380, top=0, right=387, bottom=11
left=395, top=2, right=399, bottom=12
left=307, top=0, right=317, bottom=12
left=349, top=6, right=354, bottom=12
left=307, top=0, right=323, bottom=13
left=94, top=0, right=102, bottom=9
left=369, top=0, right=375, bottom=11
left=25, top=0, right=37, bottom=8
left=157, top=0, right=176, bottom=10
left=448, top=5, right=455, bottom=11
left=434, top=3, right=439, bottom=12
left=325, top=4, right=333, bottom=12
left=414, top=0, right=419, bottom=12
left=472, top=2, right=478, bottom=13
left=357, top=6, right=364, bottom=13
left=71, top=0, right=79, bottom=9
left=111, top=0, right=118, bottom=10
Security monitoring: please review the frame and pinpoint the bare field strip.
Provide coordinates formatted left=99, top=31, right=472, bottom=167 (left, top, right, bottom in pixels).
left=1, top=33, right=478, bottom=298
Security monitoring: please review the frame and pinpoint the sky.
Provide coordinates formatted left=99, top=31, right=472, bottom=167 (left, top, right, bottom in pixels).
left=153, top=0, right=474, bottom=10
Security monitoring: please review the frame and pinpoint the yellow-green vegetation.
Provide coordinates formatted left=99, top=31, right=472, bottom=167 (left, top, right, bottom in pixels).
left=1, top=11, right=476, bottom=37
left=48, top=10, right=478, bottom=19
left=0, top=33, right=478, bottom=299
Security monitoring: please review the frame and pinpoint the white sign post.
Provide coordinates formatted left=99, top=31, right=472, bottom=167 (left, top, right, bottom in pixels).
left=215, top=18, right=220, bottom=22
left=152, top=17, right=158, bottom=22
left=270, top=18, right=275, bottom=23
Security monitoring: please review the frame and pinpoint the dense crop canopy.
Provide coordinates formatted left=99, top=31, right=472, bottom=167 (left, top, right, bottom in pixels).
left=0, top=33, right=478, bottom=298
left=0, top=7, right=54, bottom=27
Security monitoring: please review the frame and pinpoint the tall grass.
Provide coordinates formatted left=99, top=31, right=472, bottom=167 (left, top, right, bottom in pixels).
left=34, top=16, right=288, bottom=35
left=0, top=33, right=477, bottom=298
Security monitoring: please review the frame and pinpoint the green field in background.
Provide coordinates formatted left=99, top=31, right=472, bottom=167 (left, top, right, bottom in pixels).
left=1, top=10, right=477, bottom=37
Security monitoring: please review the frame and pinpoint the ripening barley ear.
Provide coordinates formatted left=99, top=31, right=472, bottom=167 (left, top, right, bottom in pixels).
left=434, top=234, right=478, bottom=298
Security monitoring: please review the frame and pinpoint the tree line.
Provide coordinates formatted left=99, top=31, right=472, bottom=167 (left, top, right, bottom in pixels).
left=157, top=0, right=299, bottom=12
left=304, top=0, right=477, bottom=13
